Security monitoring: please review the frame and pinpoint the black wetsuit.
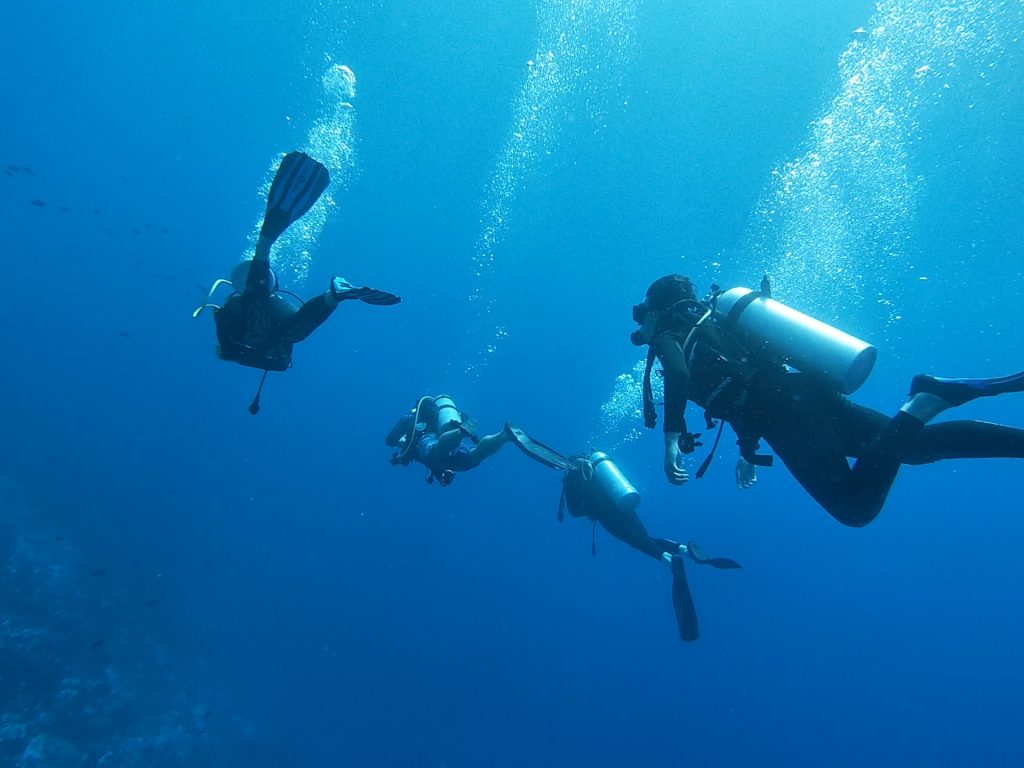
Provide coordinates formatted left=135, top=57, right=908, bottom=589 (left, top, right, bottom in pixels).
left=214, top=259, right=335, bottom=371
left=563, top=470, right=680, bottom=561
left=654, top=329, right=1024, bottom=527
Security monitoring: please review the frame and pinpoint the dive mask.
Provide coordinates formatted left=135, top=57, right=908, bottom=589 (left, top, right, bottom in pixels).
left=630, top=303, right=659, bottom=346
left=631, top=301, right=651, bottom=324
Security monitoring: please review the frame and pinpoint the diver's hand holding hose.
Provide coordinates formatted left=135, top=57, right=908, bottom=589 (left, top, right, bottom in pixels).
left=735, top=457, right=757, bottom=490
left=664, top=432, right=689, bottom=485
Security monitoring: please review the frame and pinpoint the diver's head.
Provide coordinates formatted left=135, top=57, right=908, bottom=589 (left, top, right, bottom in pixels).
left=631, top=274, right=696, bottom=346
left=644, top=274, right=696, bottom=310
left=230, top=259, right=279, bottom=293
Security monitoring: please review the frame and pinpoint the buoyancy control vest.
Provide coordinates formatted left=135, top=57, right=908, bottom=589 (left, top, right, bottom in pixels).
left=639, top=293, right=782, bottom=429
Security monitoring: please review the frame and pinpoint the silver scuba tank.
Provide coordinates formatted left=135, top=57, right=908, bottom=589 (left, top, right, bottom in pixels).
left=589, top=452, right=641, bottom=513
left=433, top=394, right=463, bottom=433
left=713, top=287, right=877, bottom=395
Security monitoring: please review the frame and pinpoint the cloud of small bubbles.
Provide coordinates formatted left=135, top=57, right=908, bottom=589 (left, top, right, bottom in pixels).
left=247, top=63, right=358, bottom=285
left=748, top=0, right=1016, bottom=323
left=590, top=357, right=661, bottom=449
left=466, top=0, right=638, bottom=377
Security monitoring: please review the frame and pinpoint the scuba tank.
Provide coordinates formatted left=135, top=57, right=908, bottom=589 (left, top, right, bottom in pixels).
left=432, top=394, right=462, bottom=433
left=713, top=287, right=877, bottom=395
left=588, top=452, right=641, bottom=513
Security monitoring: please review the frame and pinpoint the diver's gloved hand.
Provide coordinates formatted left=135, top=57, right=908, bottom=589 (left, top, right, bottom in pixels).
left=735, top=457, right=757, bottom=490
left=678, top=432, right=702, bottom=454
left=664, top=433, right=689, bottom=486
left=330, top=276, right=401, bottom=306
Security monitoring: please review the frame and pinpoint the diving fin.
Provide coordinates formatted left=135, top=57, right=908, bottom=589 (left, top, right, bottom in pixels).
left=260, top=151, right=331, bottom=244
left=686, top=541, right=741, bottom=569
left=670, top=554, right=699, bottom=643
left=505, top=424, right=575, bottom=471
left=910, top=370, right=1024, bottom=407
left=330, top=277, right=401, bottom=306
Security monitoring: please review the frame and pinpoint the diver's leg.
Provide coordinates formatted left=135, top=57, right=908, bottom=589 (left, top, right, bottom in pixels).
left=460, top=429, right=511, bottom=468
left=762, top=395, right=907, bottom=528
left=432, top=428, right=466, bottom=460
left=767, top=429, right=877, bottom=527
left=279, top=273, right=389, bottom=345
left=596, top=508, right=674, bottom=561
left=832, top=373, right=1024, bottom=512
left=588, top=506, right=694, bottom=641
left=765, top=389, right=934, bottom=527
left=831, top=397, right=1024, bottom=476
left=253, top=234, right=273, bottom=264
left=239, top=249, right=276, bottom=346
left=281, top=292, right=336, bottom=344
left=780, top=400, right=1024, bottom=525
left=244, top=246, right=274, bottom=298
left=903, top=420, right=1024, bottom=464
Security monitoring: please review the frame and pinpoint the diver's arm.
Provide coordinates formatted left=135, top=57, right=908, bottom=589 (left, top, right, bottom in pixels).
left=732, top=424, right=772, bottom=485
left=654, top=334, right=691, bottom=486
left=663, top=432, right=688, bottom=485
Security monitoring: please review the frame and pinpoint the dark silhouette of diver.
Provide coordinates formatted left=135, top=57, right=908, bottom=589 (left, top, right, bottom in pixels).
left=386, top=395, right=513, bottom=486
left=558, top=451, right=740, bottom=642
left=630, top=273, right=1024, bottom=527
left=194, top=151, right=399, bottom=413
left=476, top=423, right=740, bottom=643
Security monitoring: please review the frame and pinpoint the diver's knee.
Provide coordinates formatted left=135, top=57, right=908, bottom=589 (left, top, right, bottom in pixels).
left=829, top=505, right=880, bottom=528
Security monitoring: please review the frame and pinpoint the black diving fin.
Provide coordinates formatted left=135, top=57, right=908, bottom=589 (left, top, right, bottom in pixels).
left=505, top=424, right=575, bottom=471
left=260, top=151, right=330, bottom=244
left=330, top=277, right=401, bottom=306
left=671, top=554, right=699, bottom=642
left=910, top=370, right=1024, bottom=407
left=686, top=541, right=741, bottom=569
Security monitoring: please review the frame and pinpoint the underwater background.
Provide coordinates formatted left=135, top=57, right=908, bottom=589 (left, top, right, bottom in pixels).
left=2, top=0, right=1023, bottom=765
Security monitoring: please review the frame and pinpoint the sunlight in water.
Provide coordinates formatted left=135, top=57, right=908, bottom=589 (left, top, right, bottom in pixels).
left=466, top=0, right=637, bottom=377
left=749, top=0, right=1014, bottom=321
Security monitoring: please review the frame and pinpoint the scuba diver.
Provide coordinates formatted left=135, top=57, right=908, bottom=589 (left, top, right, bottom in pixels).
left=386, top=395, right=515, bottom=486
left=194, top=151, right=400, bottom=413
left=559, top=451, right=740, bottom=642
left=630, top=273, right=1024, bottom=527
left=386, top=395, right=574, bottom=486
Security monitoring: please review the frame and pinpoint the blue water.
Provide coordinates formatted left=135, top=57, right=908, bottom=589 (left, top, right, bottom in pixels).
left=2, top=1, right=1023, bottom=765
